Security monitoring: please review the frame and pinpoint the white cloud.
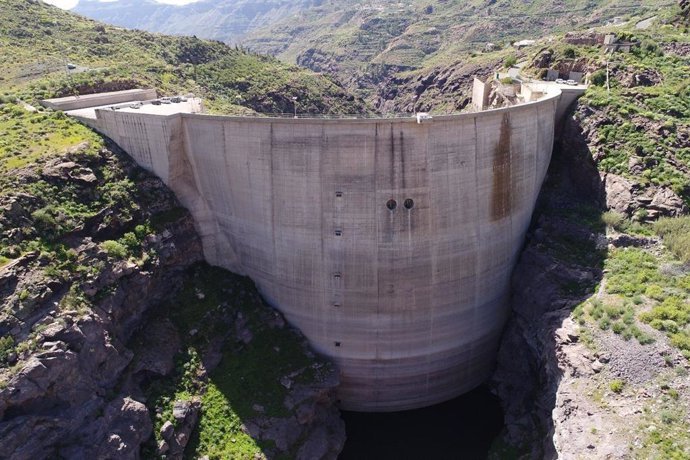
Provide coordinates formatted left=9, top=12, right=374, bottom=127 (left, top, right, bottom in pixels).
left=43, top=0, right=203, bottom=10
left=152, top=0, right=202, bottom=4
left=43, top=0, right=79, bottom=9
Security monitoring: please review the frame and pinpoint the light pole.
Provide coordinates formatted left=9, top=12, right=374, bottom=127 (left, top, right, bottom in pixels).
left=292, top=96, right=298, bottom=118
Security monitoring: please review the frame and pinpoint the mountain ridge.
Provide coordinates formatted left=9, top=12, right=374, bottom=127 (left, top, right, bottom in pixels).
left=72, top=0, right=675, bottom=101
left=73, top=0, right=318, bottom=44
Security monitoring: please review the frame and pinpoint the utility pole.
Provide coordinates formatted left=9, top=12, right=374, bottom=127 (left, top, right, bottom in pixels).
left=56, top=39, right=77, bottom=97
left=606, top=60, right=610, bottom=94
left=292, top=96, right=298, bottom=118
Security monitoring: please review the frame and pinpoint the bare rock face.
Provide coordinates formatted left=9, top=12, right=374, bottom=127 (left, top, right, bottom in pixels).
left=603, top=173, right=636, bottom=215
left=650, top=187, right=686, bottom=217
left=531, top=48, right=554, bottom=69
left=491, top=114, right=607, bottom=458
left=492, top=226, right=603, bottom=457
left=160, top=398, right=201, bottom=459
left=374, top=60, right=489, bottom=114
left=0, top=146, right=204, bottom=458
left=602, top=173, right=687, bottom=219
left=619, top=67, right=661, bottom=88
left=563, top=32, right=604, bottom=46
left=96, top=397, right=154, bottom=459
left=132, top=319, right=180, bottom=376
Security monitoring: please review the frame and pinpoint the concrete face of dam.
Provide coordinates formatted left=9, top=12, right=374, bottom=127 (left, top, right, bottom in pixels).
left=62, top=86, right=582, bottom=411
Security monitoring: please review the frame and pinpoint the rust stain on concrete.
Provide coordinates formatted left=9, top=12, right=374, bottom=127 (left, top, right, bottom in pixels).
left=492, top=113, right=512, bottom=220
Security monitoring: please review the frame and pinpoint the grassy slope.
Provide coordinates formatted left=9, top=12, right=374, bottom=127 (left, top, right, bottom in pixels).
left=140, top=265, right=333, bottom=459
left=0, top=0, right=366, bottom=115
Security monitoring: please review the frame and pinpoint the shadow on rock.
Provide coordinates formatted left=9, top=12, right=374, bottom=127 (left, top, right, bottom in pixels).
left=490, top=114, right=608, bottom=459
left=136, top=264, right=345, bottom=460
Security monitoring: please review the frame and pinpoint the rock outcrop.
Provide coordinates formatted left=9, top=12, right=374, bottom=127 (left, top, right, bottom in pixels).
left=491, top=113, right=607, bottom=458
left=0, top=146, right=203, bottom=459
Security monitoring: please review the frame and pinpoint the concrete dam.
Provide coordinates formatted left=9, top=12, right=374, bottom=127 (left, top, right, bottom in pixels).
left=51, top=84, right=584, bottom=411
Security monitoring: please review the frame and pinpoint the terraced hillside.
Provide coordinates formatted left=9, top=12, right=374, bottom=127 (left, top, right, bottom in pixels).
left=69, top=0, right=673, bottom=102
left=242, top=0, right=673, bottom=96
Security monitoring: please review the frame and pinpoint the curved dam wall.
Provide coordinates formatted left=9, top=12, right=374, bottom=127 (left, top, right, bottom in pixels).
left=94, top=90, right=564, bottom=411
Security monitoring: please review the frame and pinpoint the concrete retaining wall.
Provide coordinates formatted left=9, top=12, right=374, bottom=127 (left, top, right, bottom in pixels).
left=92, top=90, right=564, bottom=411
left=41, top=89, right=157, bottom=111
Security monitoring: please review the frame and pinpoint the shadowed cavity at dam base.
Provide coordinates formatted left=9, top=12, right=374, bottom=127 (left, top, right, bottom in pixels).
left=339, top=385, right=503, bottom=460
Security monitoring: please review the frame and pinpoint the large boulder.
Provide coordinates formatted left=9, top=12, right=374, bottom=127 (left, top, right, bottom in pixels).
left=602, top=173, right=636, bottom=215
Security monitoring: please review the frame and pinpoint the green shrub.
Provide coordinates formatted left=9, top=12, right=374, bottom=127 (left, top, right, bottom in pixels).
left=590, top=299, right=604, bottom=319
left=670, top=332, right=690, bottom=352
left=604, top=304, right=624, bottom=319
left=606, top=249, right=661, bottom=296
left=649, top=319, right=679, bottom=333
left=598, top=316, right=611, bottom=330
left=660, top=409, right=680, bottom=424
left=612, top=321, right=625, bottom=334
left=630, top=325, right=655, bottom=345
left=601, top=210, right=626, bottom=230
left=59, top=285, right=89, bottom=314
left=590, top=69, right=607, bottom=87
left=101, top=240, right=128, bottom=258
left=645, top=284, right=666, bottom=301
left=121, top=232, right=139, bottom=250
left=504, top=55, right=517, bottom=68
left=134, top=224, right=149, bottom=239
left=31, top=207, right=58, bottom=231
left=654, top=217, right=690, bottom=263
left=640, top=296, right=690, bottom=326
left=610, top=379, right=624, bottom=393
left=18, top=289, right=29, bottom=301
left=0, top=335, right=15, bottom=363
left=622, top=309, right=635, bottom=325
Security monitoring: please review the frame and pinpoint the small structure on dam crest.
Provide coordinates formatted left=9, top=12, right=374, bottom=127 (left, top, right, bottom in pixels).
left=44, top=82, right=585, bottom=412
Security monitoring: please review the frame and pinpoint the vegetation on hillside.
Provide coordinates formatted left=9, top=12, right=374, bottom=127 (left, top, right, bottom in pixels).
left=492, top=6, right=690, bottom=458
left=141, top=265, right=335, bottom=459
left=518, top=7, right=690, bottom=203
left=74, top=0, right=313, bottom=45
left=240, top=0, right=670, bottom=97
left=0, top=0, right=367, bottom=115
left=551, top=0, right=690, bottom=372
